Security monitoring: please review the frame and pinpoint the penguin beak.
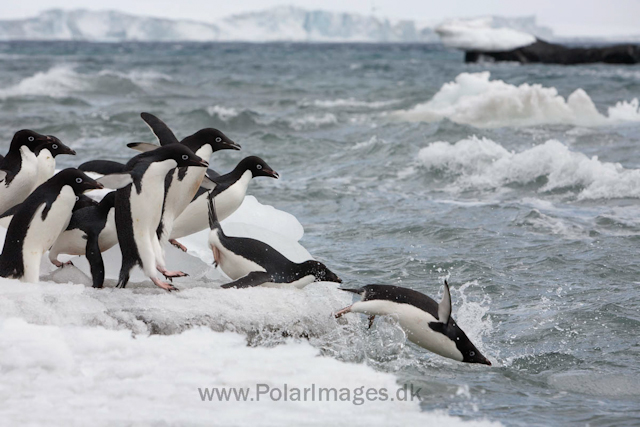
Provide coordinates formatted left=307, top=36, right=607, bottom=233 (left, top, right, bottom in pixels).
left=87, top=181, right=104, bottom=191
left=265, top=169, right=279, bottom=179
left=225, top=140, right=241, bottom=151
left=187, top=158, right=209, bottom=168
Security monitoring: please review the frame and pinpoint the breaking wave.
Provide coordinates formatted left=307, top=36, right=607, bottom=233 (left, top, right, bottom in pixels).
left=0, top=65, right=174, bottom=99
left=391, top=72, right=640, bottom=128
left=416, top=136, right=640, bottom=200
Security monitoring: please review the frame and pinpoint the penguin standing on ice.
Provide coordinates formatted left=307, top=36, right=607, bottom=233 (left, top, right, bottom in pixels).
left=48, top=191, right=119, bottom=288
left=334, top=282, right=492, bottom=365
left=0, top=169, right=104, bottom=283
left=0, top=130, right=64, bottom=213
left=33, top=136, right=76, bottom=187
left=128, top=112, right=240, bottom=254
left=114, top=144, right=208, bottom=291
left=80, top=113, right=240, bottom=253
left=207, top=193, right=341, bottom=289
left=169, top=156, right=280, bottom=251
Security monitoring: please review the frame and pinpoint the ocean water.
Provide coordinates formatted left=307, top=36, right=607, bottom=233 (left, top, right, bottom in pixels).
left=1, top=41, right=640, bottom=426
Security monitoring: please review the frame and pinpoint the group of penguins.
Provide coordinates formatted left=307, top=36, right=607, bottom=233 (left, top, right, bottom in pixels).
left=0, top=113, right=491, bottom=366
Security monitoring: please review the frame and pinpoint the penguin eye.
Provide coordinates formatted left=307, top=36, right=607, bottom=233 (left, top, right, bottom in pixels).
left=52, top=144, right=58, bottom=149
left=469, top=351, right=475, bottom=357
left=75, top=196, right=79, bottom=201
left=76, top=178, right=83, bottom=184
left=215, top=137, right=222, bottom=142
left=256, top=164, right=262, bottom=170
left=182, top=154, right=189, bottom=160
left=28, top=136, right=34, bottom=142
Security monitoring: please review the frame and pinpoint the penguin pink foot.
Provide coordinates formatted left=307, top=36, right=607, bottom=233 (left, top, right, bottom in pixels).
left=52, top=259, right=74, bottom=268
left=151, top=277, right=179, bottom=292
left=169, top=239, right=187, bottom=252
left=157, top=266, right=188, bottom=280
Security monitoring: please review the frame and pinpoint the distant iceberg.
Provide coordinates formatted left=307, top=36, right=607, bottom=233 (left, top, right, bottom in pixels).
left=0, top=6, right=552, bottom=43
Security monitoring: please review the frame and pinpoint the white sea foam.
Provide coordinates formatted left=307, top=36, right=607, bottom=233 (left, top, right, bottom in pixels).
left=303, top=98, right=399, bottom=109
left=206, top=105, right=240, bottom=120
left=289, top=113, right=338, bottom=130
left=435, top=18, right=536, bottom=51
left=416, top=136, right=640, bottom=200
left=391, top=72, right=640, bottom=128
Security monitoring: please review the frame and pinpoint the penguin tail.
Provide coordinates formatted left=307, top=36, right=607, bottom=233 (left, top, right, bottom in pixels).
left=207, top=191, right=220, bottom=230
left=338, top=287, right=364, bottom=295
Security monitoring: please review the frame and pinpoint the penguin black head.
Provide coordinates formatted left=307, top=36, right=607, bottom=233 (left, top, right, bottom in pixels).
left=35, top=136, right=76, bottom=157
left=10, top=130, right=55, bottom=153
left=183, top=128, right=241, bottom=153
left=145, top=144, right=209, bottom=168
left=54, top=168, right=104, bottom=195
left=300, top=260, right=342, bottom=283
left=237, top=156, right=279, bottom=179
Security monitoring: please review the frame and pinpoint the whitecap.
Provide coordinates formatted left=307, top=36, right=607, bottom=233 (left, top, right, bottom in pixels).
left=391, top=72, right=640, bottom=128
left=416, top=136, right=640, bottom=200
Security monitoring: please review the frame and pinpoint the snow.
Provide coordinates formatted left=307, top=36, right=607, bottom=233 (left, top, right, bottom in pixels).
left=0, top=318, right=499, bottom=426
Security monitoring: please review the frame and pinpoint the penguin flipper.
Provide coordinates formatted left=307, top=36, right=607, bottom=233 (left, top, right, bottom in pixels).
left=221, top=271, right=272, bottom=289
left=127, top=142, right=160, bottom=153
left=140, top=112, right=180, bottom=145
left=205, top=168, right=220, bottom=180
left=0, top=202, right=21, bottom=219
left=79, top=160, right=127, bottom=175
left=85, top=234, right=105, bottom=288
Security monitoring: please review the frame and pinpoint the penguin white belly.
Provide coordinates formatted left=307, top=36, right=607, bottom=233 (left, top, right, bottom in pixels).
left=264, top=275, right=315, bottom=289
left=130, top=161, right=176, bottom=274
left=98, top=208, right=118, bottom=251
left=22, top=186, right=75, bottom=283
left=0, top=148, right=38, bottom=212
left=209, top=232, right=265, bottom=280
left=170, top=170, right=252, bottom=239
left=161, top=166, right=207, bottom=239
left=351, top=300, right=464, bottom=362
left=35, top=149, right=55, bottom=188
left=49, top=228, right=87, bottom=257
left=214, top=171, right=252, bottom=221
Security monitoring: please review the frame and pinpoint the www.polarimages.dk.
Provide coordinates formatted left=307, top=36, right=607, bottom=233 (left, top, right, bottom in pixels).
left=199, top=384, right=422, bottom=405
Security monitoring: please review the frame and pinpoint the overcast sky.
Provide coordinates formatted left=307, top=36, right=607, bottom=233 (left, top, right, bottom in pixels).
left=1, top=0, right=639, bottom=37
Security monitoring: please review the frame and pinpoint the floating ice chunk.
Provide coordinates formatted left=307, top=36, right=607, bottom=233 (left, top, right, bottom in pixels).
left=435, top=18, right=536, bottom=51
left=391, top=72, right=640, bottom=128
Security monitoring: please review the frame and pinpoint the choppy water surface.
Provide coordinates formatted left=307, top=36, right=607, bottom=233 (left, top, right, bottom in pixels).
left=1, top=42, right=640, bottom=426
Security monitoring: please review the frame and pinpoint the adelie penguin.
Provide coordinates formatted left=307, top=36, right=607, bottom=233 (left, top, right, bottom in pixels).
left=81, top=112, right=240, bottom=254
left=33, top=136, right=76, bottom=187
left=114, top=144, right=208, bottom=292
left=207, top=192, right=341, bottom=289
left=0, top=130, right=66, bottom=213
left=48, top=191, right=118, bottom=288
left=170, top=156, right=280, bottom=251
left=0, top=169, right=104, bottom=284
left=335, top=282, right=491, bottom=366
